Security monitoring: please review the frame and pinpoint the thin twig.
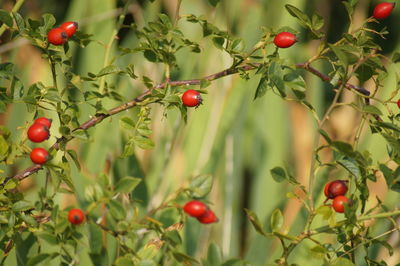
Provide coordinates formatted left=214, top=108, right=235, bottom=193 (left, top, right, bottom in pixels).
left=2, top=61, right=383, bottom=186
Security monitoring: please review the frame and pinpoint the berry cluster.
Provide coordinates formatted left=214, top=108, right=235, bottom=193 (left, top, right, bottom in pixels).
left=324, top=180, right=351, bottom=213
left=67, top=208, right=85, bottom=225
left=27, top=117, right=52, bottom=165
left=47, top=21, right=78, bottom=46
left=183, top=200, right=218, bottom=224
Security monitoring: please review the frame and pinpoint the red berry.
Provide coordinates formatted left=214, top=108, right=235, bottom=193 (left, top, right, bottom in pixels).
left=182, top=90, right=202, bottom=107
left=183, top=200, right=208, bottom=217
left=30, top=147, right=49, bottom=164
left=197, top=209, right=218, bottom=224
left=68, top=208, right=85, bottom=225
left=332, top=195, right=351, bottom=213
left=324, top=181, right=333, bottom=198
left=373, top=2, right=395, bottom=19
left=47, top=28, right=68, bottom=45
left=60, top=21, right=78, bottom=38
left=27, top=123, right=50, bottom=143
left=397, top=99, right=400, bottom=109
left=34, top=117, right=52, bottom=129
left=324, top=180, right=348, bottom=199
left=274, top=32, right=297, bottom=48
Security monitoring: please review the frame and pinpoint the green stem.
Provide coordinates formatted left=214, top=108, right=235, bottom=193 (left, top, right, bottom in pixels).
left=98, top=0, right=132, bottom=94
left=312, top=209, right=400, bottom=235
left=50, top=60, right=58, bottom=90
left=0, top=0, right=25, bottom=37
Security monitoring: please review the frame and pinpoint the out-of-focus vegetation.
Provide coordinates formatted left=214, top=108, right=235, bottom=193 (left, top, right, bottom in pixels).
left=1, top=0, right=400, bottom=265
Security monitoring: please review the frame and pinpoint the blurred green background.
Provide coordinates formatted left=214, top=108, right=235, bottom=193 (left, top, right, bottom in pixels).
left=1, top=0, right=399, bottom=265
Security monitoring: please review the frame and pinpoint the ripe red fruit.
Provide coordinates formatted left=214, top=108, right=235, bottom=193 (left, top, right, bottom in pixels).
left=183, top=200, right=208, bottom=217
left=27, top=123, right=50, bottom=143
left=47, top=28, right=68, bottom=45
left=324, top=181, right=333, bottom=198
left=373, top=2, right=395, bottom=19
left=273, top=32, right=297, bottom=48
left=34, top=117, right=52, bottom=129
left=30, top=147, right=49, bottom=164
left=68, top=208, right=85, bottom=225
left=397, top=99, right=400, bottom=109
left=332, top=195, right=351, bottom=213
left=197, top=209, right=218, bottom=224
left=324, top=180, right=348, bottom=199
left=182, top=90, right=203, bottom=107
left=60, top=21, right=78, bottom=38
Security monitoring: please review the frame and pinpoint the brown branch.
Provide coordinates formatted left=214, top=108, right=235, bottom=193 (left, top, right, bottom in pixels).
left=295, top=63, right=371, bottom=97
left=3, top=62, right=380, bottom=186
left=2, top=64, right=257, bottom=185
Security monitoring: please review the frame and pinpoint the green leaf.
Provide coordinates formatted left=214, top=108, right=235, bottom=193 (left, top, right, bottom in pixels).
left=66, top=149, right=81, bottom=171
left=41, top=13, right=56, bottom=32
left=318, top=129, right=332, bottom=144
left=12, top=200, right=34, bottom=212
left=331, top=141, right=354, bottom=156
left=89, top=223, right=103, bottom=254
left=163, top=95, right=181, bottom=104
left=0, top=135, right=9, bottom=161
left=208, top=0, right=221, bottom=7
left=329, top=45, right=349, bottom=68
left=212, top=36, right=225, bottom=49
left=200, top=79, right=211, bottom=89
left=372, top=239, right=393, bottom=256
left=115, top=176, right=141, bottom=194
left=207, top=243, right=222, bottom=265
left=108, top=199, right=126, bottom=220
left=244, top=208, right=267, bottom=236
left=164, top=230, right=182, bottom=246
left=133, top=134, right=155, bottom=150
left=337, top=158, right=361, bottom=179
left=37, top=232, right=58, bottom=245
left=254, top=76, right=268, bottom=100
left=379, top=164, right=393, bottom=185
left=0, top=10, right=13, bottom=27
left=329, top=258, right=355, bottom=266
left=120, top=117, right=136, bottom=130
left=392, top=52, right=400, bottom=63
left=311, top=13, right=324, bottom=31
left=4, top=178, right=17, bottom=190
left=20, top=214, right=38, bottom=227
left=172, top=251, right=199, bottom=263
left=115, top=257, right=135, bottom=266
left=71, top=129, right=89, bottom=141
left=158, top=14, right=172, bottom=29
left=270, top=167, right=287, bottom=183
left=143, top=50, right=158, bottom=62
left=362, top=105, right=382, bottom=116
left=270, top=208, right=283, bottom=232
left=316, top=205, right=334, bottom=220
left=268, top=62, right=286, bottom=97
left=97, top=65, right=121, bottom=77
left=375, top=122, right=400, bottom=133
left=27, top=253, right=50, bottom=266
left=285, top=4, right=310, bottom=28
left=310, top=245, right=327, bottom=259
left=13, top=12, right=25, bottom=31
left=189, top=174, right=213, bottom=198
